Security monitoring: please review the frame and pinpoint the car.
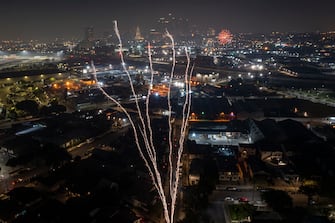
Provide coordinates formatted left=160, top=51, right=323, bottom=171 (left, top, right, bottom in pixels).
left=308, top=198, right=317, bottom=205
left=224, top=196, right=234, bottom=201
left=226, top=186, right=238, bottom=191
left=239, top=197, right=248, bottom=202
left=257, top=187, right=270, bottom=192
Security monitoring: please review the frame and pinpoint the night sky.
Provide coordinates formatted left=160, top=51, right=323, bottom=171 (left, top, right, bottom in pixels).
left=1, top=0, right=335, bottom=41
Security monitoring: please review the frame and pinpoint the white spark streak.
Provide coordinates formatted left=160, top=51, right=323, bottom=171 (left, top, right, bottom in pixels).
left=146, top=43, right=156, bottom=159
left=165, top=30, right=176, bottom=198
left=116, top=21, right=170, bottom=223
left=93, top=21, right=192, bottom=223
left=170, top=48, right=193, bottom=221
left=92, top=62, right=170, bottom=223
left=114, top=21, right=160, bottom=178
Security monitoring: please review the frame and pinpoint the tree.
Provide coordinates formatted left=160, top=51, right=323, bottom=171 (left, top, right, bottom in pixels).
left=7, top=107, right=17, bottom=120
left=15, top=100, right=39, bottom=116
left=299, top=179, right=320, bottom=205
left=261, top=190, right=292, bottom=212
left=229, top=204, right=254, bottom=222
left=42, top=143, right=71, bottom=167
left=40, top=104, right=66, bottom=116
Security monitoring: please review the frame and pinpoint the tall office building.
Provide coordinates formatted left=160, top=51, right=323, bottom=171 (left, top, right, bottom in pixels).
left=76, top=26, right=95, bottom=50
left=134, top=26, right=144, bottom=41
left=85, top=27, right=94, bottom=42
left=157, top=13, right=191, bottom=40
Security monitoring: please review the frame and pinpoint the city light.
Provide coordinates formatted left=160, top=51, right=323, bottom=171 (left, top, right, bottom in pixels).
left=1, top=5, right=335, bottom=223
left=251, top=64, right=264, bottom=70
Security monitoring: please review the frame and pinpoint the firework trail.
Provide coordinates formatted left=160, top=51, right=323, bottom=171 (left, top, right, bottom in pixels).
left=114, top=21, right=171, bottom=222
left=146, top=43, right=156, bottom=160
left=165, top=30, right=176, bottom=199
left=93, top=21, right=192, bottom=223
left=170, top=48, right=193, bottom=220
left=92, top=63, right=170, bottom=222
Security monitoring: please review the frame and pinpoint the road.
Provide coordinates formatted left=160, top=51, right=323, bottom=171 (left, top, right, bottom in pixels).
left=68, top=125, right=130, bottom=158
left=207, top=201, right=228, bottom=223
left=0, top=117, right=43, bottom=129
left=209, top=188, right=262, bottom=204
left=207, top=187, right=262, bottom=223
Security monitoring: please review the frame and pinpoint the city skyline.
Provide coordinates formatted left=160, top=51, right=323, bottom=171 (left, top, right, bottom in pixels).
left=1, top=1, right=335, bottom=222
left=1, top=0, right=335, bottom=41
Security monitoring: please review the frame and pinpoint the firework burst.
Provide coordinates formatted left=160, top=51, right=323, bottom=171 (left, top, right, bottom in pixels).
left=217, top=29, right=233, bottom=45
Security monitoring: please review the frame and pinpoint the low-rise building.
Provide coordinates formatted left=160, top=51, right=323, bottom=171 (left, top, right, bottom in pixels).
left=216, top=157, right=241, bottom=183
left=188, top=158, right=204, bottom=185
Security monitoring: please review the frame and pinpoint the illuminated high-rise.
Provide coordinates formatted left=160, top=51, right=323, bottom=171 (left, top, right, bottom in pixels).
left=85, top=26, right=94, bottom=42
left=134, top=26, right=144, bottom=41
